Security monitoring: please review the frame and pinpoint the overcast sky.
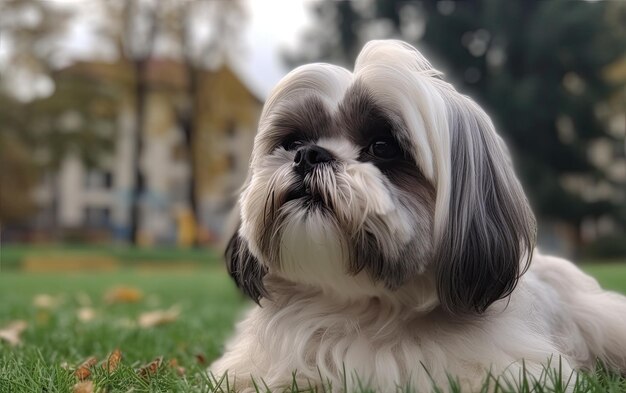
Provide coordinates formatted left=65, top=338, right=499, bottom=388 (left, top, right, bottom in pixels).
left=238, top=0, right=316, bottom=99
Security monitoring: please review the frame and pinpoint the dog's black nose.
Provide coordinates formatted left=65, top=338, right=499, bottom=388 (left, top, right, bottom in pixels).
left=294, top=145, right=333, bottom=175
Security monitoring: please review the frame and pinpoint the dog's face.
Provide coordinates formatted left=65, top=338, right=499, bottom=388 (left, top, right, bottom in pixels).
left=227, top=40, right=536, bottom=315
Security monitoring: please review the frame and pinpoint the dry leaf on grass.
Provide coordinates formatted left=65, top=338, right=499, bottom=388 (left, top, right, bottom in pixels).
left=195, top=353, right=207, bottom=365
left=75, top=356, right=98, bottom=380
left=168, top=358, right=186, bottom=376
left=0, top=320, right=27, bottom=346
left=138, top=306, right=180, bottom=328
left=102, top=348, right=122, bottom=372
left=33, top=294, right=61, bottom=309
left=77, top=307, right=96, bottom=322
left=72, top=380, right=95, bottom=393
left=138, top=356, right=163, bottom=378
left=104, top=286, right=143, bottom=304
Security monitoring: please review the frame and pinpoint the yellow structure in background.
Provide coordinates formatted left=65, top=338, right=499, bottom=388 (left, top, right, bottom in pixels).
left=33, top=59, right=263, bottom=243
left=176, top=207, right=196, bottom=248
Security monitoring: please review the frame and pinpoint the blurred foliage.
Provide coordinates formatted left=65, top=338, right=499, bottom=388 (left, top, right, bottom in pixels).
left=0, top=133, right=38, bottom=223
left=583, top=235, right=626, bottom=260
left=0, top=0, right=117, bottom=224
left=0, top=73, right=118, bottom=223
left=12, top=75, right=117, bottom=169
left=0, top=0, right=71, bottom=99
left=291, top=0, right=626, bottom=240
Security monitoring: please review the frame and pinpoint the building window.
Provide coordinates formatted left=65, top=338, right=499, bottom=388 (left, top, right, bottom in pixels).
left=84, top=170, right=113, bottom=189
left=84, top=207, right=111, bottom=228
left=103, top=171, right=113, bottom=189
left=225, top=120, right=237, bottom=138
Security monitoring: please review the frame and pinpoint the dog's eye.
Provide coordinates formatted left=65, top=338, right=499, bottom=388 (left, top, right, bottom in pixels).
left=369, top=138, right=401, bottom=159
left=281, top=137, right=304, bottom=151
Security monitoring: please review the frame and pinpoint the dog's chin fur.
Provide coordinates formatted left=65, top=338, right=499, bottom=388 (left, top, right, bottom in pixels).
left=212, top=40, right=626, bottom=392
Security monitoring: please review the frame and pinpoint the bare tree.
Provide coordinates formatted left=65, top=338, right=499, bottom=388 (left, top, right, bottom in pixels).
left=98, top=0, right=246, bottom=245
left=163, top=0, right=246, bottom=246
left=0, top=1, right=116, bottom=229
left=101, top=0, right=161, bottom=244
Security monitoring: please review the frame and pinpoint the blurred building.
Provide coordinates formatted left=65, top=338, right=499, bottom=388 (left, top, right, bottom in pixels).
left=30, top=59, right=262, bottom=244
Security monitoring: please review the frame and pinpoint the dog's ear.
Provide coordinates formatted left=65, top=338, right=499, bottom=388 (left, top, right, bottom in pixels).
left=434, top=98, right=536, bottom=315
left=224, top=218, right=268, bottom=305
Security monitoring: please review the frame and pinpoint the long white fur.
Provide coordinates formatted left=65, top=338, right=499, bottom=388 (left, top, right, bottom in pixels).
left=213, top=257, right=626, bottom=392
left=212, top=40, right=626, bottom=392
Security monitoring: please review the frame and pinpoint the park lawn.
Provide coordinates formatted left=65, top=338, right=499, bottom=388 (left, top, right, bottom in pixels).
left=0, top=245, right=218, bottom=270
left=0, top=263, right=625, bottom=392
left=582, top=263, right=626, bottom=293
left=0, top=267, right=244, bottom=392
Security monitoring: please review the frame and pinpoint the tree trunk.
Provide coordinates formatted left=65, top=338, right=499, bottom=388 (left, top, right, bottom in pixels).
left=179, top=65, right=200, bottom=247
left=129, top=58, right=149, bottom=245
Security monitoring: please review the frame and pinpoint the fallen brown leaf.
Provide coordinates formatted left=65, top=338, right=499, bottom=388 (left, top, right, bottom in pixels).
left=72, top=380, right=95, bottom=393
left=0, top=320, right=27, bottom=346
left=77, top=307, right=96, bottom=322
left=168, top=358, right=185, bottom=376
left=138, top=356, right=163, bottom=378
left=104, top=286, right=143, bottom=304
left=194, top=353, right=207, bottom=365
left=102, top=348, right=122, bottom=372
left=75, top=356, right=98, bottom=380
left=137, top=306, right=180, bottom=328
left=33, top=294, right=61, bottom=309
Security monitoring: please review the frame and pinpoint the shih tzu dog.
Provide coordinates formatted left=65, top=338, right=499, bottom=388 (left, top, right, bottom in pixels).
left=210, top=40, right=626, bottom=392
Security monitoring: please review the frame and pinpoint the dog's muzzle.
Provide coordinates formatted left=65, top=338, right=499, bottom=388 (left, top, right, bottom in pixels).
left=293, top=145, right=334, bottom=176
left=284, top=145, right=336, bottom=207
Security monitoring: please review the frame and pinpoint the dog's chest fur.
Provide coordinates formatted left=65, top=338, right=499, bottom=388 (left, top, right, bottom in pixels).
left=211, top=276, right=569, bottom=392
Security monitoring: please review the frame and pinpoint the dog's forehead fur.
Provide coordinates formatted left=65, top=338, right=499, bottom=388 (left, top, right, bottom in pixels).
left=258, top=82, right=418, bottom=163
left=252, top=41, right=457, bottom=182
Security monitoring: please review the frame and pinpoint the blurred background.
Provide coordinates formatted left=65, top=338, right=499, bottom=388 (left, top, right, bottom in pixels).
left=1, top=0, right=625, bottom=271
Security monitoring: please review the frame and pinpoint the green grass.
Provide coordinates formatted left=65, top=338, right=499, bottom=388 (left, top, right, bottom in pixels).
left=582, top=263, right=626, bottom=293
left=0, top=268, right=243, bottom=392
left=0, top=244, right=219, bottom=270
left=0, top=263, right=625, bottom=392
